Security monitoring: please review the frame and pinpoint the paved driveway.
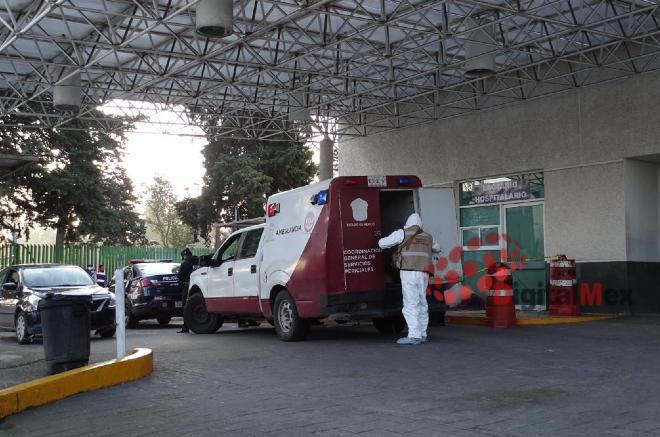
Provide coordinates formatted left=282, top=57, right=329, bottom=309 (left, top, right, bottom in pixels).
left=2, top=317, right=660, bottom=436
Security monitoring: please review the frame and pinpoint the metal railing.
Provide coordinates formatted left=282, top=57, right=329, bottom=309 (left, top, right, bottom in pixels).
left=0, top=244, right=210, bottom=271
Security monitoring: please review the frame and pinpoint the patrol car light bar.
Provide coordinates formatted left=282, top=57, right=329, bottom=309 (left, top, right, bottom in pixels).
left=129, top=259, right=174, bottom=264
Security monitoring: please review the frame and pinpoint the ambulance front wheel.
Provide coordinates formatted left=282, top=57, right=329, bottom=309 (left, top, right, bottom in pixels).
left=372, top=315, right=406, bottom=334
left=184, top=293, right=223, bottom=334
left=273, top=290, right=309, bottom=341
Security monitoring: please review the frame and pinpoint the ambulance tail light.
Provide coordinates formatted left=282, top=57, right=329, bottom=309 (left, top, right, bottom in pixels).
left=345, top=178, right=358, bottom=186
left=398, top=177, right=411, bottom=186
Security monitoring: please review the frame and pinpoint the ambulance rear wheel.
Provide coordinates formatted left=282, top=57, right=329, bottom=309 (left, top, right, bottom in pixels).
left=184, top=293, right=223, bottom=334
left=273, top=291, right=308, bottom=341
left=372, top=316, right=406, bottom=334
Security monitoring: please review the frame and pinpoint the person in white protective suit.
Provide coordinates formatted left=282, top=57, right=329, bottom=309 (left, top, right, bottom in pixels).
left=378, top=213, right=440, bottom=345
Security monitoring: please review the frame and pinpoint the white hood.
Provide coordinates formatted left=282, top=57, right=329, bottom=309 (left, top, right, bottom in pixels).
left=405, top=213, right=422, bottom=228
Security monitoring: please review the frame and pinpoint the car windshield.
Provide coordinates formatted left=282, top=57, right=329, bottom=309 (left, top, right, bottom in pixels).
left=22, top=266, right=94, bottom=288
left=137, top=263, right=180, bottom=276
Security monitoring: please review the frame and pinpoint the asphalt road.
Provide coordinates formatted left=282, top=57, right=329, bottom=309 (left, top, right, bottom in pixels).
left=2, top=317, right=660, bottom=436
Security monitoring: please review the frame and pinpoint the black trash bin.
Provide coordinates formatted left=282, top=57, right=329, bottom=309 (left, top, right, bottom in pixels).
left=39, top=294, right=92, bottom=375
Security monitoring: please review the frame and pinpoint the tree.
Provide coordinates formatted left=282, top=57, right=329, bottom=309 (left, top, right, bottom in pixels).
left=145, top=176, right=196, bottom=247
left=0, top=109, right=146, bottom=247
left=177, top=112, right=317, bottom=242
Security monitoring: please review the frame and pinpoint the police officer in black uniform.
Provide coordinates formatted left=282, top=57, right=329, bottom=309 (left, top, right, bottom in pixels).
left=178, top=248, right=194, bottom=333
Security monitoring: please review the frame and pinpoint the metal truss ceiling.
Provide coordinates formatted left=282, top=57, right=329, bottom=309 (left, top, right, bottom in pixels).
left=0, top=0, right=659, bottom=141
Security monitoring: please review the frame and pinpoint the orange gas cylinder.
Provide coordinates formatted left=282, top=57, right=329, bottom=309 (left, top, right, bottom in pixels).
left=549, top=255, right=580, bottom=316
left=485, top=262, right=517, bottom=328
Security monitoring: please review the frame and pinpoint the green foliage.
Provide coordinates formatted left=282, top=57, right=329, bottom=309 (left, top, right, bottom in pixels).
left=177, top=113, right=317, bottom=242
left=0, top=110, right=146, bottom=246
left=145, top=176, right=196, bottom=247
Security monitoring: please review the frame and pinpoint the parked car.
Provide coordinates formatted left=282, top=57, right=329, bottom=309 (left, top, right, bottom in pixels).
left=109, top=260, right=182, bottom=328
left=0, top=264, right=116, bottom=344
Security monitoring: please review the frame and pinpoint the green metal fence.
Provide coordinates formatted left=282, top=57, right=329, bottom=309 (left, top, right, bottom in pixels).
left=0, top=244, right=210, bottom=272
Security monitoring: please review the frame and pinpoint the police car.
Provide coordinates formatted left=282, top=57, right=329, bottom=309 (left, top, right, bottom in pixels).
left=109, top=259, right=182, bottom=328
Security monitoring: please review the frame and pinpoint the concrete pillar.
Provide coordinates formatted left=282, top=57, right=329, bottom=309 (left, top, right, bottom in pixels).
left=319, top=136, right=334, bottom=181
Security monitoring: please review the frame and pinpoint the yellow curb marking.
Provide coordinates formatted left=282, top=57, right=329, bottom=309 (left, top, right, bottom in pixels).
left=517, top=314, right=620, bottom=325
left=447, top=313, right=621, bottom=327
left=0, top=347, right=153, bottom=419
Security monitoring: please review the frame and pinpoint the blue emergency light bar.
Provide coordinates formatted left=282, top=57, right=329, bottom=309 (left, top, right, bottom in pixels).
left=398, top=177, right=411, bottom=186
left=316, top=190, right=329, bottom=205
left=310, top=190, right=329, bottom=205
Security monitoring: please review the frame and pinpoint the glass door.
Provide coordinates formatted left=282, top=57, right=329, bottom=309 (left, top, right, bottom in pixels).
left=503, top=203, right=546, bottom=309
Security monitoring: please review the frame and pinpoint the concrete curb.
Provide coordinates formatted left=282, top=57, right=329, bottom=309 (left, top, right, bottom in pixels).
left=447, top=313, right=621, bottom=327
left=516, top=314, right=621, bottom=325
left=0, top=348, right=153, bottom=419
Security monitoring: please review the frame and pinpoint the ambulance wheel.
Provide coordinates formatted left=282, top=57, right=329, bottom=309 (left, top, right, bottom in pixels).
left=372, top=316, right=406, bottom=334
left=184, top=293, right=223, bottom=334
left=273, top=291, right=308, bottom=341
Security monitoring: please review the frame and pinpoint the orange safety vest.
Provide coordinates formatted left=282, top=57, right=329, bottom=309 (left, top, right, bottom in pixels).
left=398, top=225, right=433, bottom=272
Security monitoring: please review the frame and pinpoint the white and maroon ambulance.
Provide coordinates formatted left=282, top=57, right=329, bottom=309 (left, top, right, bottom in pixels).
left=186, top=175, right=460, bottom=341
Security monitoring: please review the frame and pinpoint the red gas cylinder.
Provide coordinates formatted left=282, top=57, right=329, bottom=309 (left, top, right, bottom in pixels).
left=485, top=262, right=517, bottom=328
left=549, top=255, right=580, bottom=316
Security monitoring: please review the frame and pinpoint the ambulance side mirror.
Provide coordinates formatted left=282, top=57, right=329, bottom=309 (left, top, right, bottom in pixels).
left=199, top=255, right=213, bottom=267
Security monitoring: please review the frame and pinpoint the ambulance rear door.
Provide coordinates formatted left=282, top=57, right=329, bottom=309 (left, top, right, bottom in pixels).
left=418, top=187, right=462, bottom=304
left=338, top=187, right=385, bottom=293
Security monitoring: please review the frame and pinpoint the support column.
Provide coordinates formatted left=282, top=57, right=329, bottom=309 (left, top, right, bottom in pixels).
left=319, top=136, right=334, bottom=181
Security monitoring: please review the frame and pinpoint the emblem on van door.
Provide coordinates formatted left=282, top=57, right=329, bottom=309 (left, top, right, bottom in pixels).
left=304, top=211, right=315, bottom=233
left=350, top=198, right=368, bottom=222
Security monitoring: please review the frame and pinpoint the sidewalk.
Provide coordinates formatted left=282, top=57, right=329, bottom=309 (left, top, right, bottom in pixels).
left=0, top=332, right=121, bottom=390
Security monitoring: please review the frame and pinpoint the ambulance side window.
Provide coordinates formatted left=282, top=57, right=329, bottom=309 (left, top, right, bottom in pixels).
left=237, top=228, right=264, bottom=260
left=216, top=234, right=241, bottom=263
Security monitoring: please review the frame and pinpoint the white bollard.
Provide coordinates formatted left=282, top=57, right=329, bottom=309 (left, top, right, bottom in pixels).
left=114, top=268, right=126, bottom=359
